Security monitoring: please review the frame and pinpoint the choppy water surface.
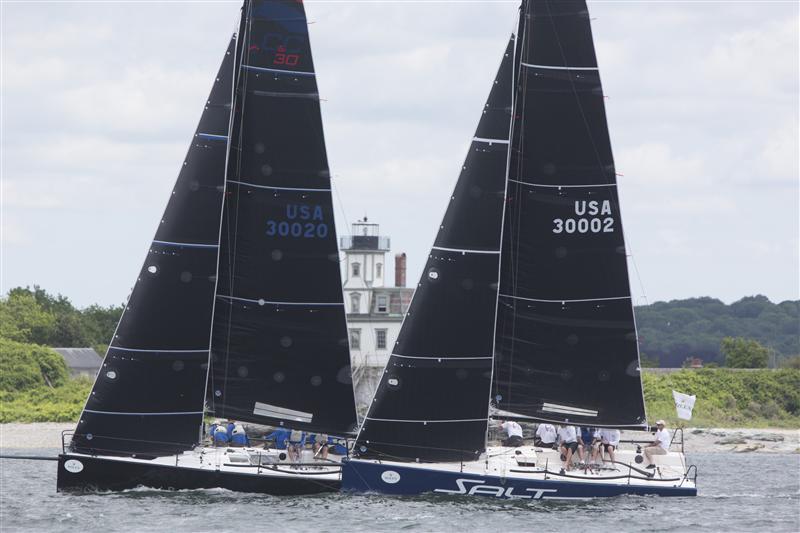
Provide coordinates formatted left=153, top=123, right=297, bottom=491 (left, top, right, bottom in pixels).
left=1, top=451, right=798, bottom=532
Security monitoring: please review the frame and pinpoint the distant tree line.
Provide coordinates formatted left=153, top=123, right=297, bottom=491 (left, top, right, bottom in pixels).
left=635, top=295, right=799, bottom=368
left=0, top=286, right=123, bottom=355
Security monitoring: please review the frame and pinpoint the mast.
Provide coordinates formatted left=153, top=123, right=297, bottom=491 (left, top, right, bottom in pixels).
left=207, top=0, right=357, bottom=436
left=71, top=38, right=236, bottom=456
left=491, top=0, right=647, bottom=428
left=353, top=38, right=516, bottom=462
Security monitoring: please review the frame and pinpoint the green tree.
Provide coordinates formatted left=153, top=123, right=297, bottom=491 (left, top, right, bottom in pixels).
left=640, top=353, right=659, bottom=368
left=0, top=338, right=69, bottom=389
left=721, top=337, right=769, bottom=368
left=0, top=291, right=55, bottom=343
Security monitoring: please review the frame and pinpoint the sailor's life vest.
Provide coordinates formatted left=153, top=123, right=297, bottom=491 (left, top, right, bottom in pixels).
left=213, top=425, right=230, bottom=442
left=231, top=424, right=248, bottom=445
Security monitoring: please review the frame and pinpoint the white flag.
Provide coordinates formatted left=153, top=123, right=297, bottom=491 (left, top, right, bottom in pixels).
left=672, top=390, right=696, bottom=420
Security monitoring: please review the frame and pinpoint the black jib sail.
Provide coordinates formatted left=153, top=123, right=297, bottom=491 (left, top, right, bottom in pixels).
left=208, top=0, right=357, bottom=436
left=354, top=38, right=516, bottom=462
left=492, top=0, right=647, bottom=428
left=72, top=38, right=236, bottom=456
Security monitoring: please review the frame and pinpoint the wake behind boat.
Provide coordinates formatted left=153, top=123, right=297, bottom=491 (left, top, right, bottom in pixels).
left=341, top=0, right=698, bottom=499
left=58, top=0, right=358, bottom=495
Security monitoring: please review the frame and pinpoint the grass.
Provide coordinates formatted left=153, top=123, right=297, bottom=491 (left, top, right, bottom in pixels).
left=1, top=369, right=799, bottom=428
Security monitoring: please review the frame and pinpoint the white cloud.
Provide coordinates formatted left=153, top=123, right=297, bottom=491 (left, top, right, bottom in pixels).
left=1, top=1, right=797, bottom=306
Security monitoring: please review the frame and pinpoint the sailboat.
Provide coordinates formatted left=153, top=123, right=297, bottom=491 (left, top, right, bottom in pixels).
left=57, top=0, right=358, bottom=495
left=341, top=0, right=698, bottom=499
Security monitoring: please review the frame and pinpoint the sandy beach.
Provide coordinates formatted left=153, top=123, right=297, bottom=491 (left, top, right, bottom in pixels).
left=1, top=423, right=797, bottom=453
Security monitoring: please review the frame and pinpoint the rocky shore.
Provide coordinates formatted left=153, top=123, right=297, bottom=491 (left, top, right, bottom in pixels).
left=1, top=423, right=797, bottom=453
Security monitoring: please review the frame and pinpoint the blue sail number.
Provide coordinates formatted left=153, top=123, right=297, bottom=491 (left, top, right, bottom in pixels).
left=266, top=204, right=328, bottom=239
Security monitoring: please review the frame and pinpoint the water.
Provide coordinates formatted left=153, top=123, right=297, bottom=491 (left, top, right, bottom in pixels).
left=1, top=450, right=798, bottom=532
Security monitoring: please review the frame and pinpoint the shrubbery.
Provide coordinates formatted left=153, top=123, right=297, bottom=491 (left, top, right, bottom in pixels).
left=643, top=368, right=800, bottom=428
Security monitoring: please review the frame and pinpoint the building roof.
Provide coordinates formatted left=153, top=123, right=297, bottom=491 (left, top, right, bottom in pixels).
left=53, top=347, right=102, bottom=370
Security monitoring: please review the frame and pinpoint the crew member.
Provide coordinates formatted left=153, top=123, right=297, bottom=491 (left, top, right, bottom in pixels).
left=534, top=423, right=557, bottom=449
left=499, top=419, right=524, bottom=447
left=644, top=420, right=670, bottom=468
left=557, top=425, right=579, bottom=471
left=231, top=422, right=249, bottom=447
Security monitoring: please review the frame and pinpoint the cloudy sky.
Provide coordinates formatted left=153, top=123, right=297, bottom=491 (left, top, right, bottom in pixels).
left=1, top=0, right=798, bottom=308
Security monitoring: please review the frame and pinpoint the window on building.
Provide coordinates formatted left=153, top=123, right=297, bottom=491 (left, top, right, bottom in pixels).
left=376, top=294, right=388, bottom=313
left=376, top=329, right=387, bottom=350
left=350, top=293, right=361, bottom=314
left=352, top=262, right=361, bottom=277
left=349, top=329, right=361, bottom=350
left=376, top=263, right=383, bottom=277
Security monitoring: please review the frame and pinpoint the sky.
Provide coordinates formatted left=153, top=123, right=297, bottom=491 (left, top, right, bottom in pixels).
left=1, top=0, right=798, bottom=308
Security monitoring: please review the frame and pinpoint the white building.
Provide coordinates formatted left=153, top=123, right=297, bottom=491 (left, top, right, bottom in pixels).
left=341, top=219, right=413, bottom=412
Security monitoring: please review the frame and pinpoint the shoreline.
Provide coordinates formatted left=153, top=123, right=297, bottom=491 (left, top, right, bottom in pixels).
left=1, top=423, right=797, bottom=454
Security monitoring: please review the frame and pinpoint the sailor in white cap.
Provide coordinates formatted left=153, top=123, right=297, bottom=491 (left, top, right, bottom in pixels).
left=644, top=419, right=670, bottom=468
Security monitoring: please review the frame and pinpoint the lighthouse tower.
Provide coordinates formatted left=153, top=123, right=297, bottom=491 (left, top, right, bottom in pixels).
left=340, top=218, right=412, bottom=414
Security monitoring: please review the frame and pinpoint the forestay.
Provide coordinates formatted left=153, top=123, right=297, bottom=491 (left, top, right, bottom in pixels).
left=72, top=38, right=236, bottom=456
left=208, top=0, right=357, bottom=436
left=492, top=0, right=647, bottom=428
left=354, top=38, right=516, bottom=462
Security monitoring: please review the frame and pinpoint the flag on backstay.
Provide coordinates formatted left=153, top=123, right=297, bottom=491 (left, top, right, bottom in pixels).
left=672, top=390, right=696, bottom=420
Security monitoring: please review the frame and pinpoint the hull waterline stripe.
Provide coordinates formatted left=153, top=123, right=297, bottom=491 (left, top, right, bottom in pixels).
left=431, top=246, right=500, bottom=255
left=392, top=353, right=493, bottom=361
left=197, top=133, right=229, bottom=141
left=227, top=179, right=330, bottom=192
left=508, top=179, right=617, bottom=188
left=366, top=417, right=486, bottom=423
left=217, top=294, right=344, bottom=307
left=152, top=240, right=219, bottom=249
left=499, top=294, right=631, bottom=304
left=521, top=62, right=598, bottom=71
left=242, top=64, right=315, bottom=77
left=472, top=137, right=510, bottom=144
left=109, top=346, right=208, bottom=353
left=84, top=409, right=203, bottom=416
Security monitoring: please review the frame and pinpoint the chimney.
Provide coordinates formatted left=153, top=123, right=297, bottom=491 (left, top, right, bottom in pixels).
left=394, top=253, right=407, bottom=288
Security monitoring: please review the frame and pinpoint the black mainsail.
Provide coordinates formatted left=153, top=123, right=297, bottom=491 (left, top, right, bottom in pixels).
left=354, top=38, right=516, bottom=462
left=492, top=0, right=647, bottom=428
left=208, top=0, right=357, bottom=436
left=72, top=38, right=236, bottom=456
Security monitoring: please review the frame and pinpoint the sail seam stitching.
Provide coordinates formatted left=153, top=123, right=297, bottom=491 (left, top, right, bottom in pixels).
left=241, top=64, right=315, bottom=76
left=521, top=62, right=598, bottom=71
left=227, top=179, right=330, bottom=192
left=152, top=240, right=219, bottom=249
left=365, top=417, right=486, bottom=423
left=431, top=246, right=500, bottom=255
left=392, top=353, right=493, bottom=361
left=499, top=294, right=631, bottom=303
left=84, top=410, right=204, bottom=416
left=217, top=294, right=344, bottom=306
left=108, top=346, right=208, bottom=353
left=508, top=179, right=616, bottom=188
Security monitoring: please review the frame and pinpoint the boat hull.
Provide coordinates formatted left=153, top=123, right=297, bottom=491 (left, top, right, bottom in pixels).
left=341, top=458, right=697, bottom=499
left=57, top=453, right=340, bottom=495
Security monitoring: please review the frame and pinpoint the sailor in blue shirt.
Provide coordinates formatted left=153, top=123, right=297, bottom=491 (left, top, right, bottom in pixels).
left=212, top=423, right=230, bottom=446
left=230, top=422, right=249, bottom=447
left=264, top=427, right=291, bottom=450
